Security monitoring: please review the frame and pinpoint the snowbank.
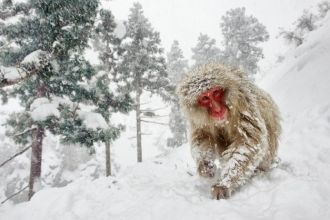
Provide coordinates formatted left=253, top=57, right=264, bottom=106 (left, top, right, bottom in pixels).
left=259, top=14, right=330, bottom=113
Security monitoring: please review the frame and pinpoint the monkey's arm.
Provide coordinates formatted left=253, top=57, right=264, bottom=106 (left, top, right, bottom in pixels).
left=191, top=128, right=217, bottom=178
left=213, top=114, right=267, bottom=199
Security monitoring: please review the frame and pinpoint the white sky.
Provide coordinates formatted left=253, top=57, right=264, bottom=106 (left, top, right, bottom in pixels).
left=104, top=0, right=319, bottom=71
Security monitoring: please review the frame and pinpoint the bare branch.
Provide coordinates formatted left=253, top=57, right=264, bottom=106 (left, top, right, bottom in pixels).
left=1, top=185, right=28, bottom=204
left=128, top=133, right=152, bottom=139
left=0, top=145, right=31, bottom=168
left=132, top=101, right=151, bottom=107
left=140, top=105, right=169, bottom=112
left=140, top=120, right=168, bottom=126
left=141, top=114, right=169, bottom=119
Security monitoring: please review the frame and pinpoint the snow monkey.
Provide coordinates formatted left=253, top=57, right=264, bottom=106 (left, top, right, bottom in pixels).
left=177, top=63, right=281, bottom=199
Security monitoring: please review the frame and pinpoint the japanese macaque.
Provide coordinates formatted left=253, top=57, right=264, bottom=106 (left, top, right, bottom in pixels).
left=177, top=63, right=281, bottom=199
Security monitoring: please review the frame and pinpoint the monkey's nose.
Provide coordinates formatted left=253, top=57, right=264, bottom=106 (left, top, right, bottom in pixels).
left=211, top=100, right=222, bottom=112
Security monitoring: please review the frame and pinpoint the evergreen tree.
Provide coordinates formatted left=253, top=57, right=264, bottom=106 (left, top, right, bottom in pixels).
left=279, top=7, right=322, bottom=48
left=318, top=1, right=330, bottom=18
left=166, top=40, right=187, bottom=147
left=117, top=3, right=169, bottom=162
left=167, top=104, right=187, bottom=147
left=0, top=0, right=114, bottom=199
left=93, top=9, right=133, bottom=176
left=296, top=10, right=317, bottom=32
left=278, top=28, right=303, bottom=46
left=191, top=33, right=220, bottom=67
left=166, top=40, right=188, bottom=85
left=220, top=7, right=269, bottom=76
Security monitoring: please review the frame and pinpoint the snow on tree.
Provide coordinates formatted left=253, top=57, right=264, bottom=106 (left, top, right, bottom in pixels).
left=279, top=4, right=329, bottom=47
left=278, top=28, right=304, bottom=47
left=220, top=7, right=269, bottom=76
left=0, top=0, right=30, bottom=21
left=167, top=40, right=188, bottom=85
left=117, top=2, right=169, bottom=162
left=166, top=40, right=188, bottom=147
left=167, top=104, right=187, bottom=148
left=94, top=9, right=122, bottom=71
left=93, top=8, right=133, bottom=176
left=191, top=33, right=220, bottom=67
left=296, top=10, right=317, bottom=32
left=318, top=1, right=330, bottom=18
left=0, top=0, right=114, bottom=200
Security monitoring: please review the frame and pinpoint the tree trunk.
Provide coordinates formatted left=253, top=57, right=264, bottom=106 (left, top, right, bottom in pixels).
left=28, top=83, right=46, bottom=200
left=136, top=78, right=142, bottom=163
left=105, top=45, right=112, bottom=176
left=28, top=125, right=44, bottom=200
left=105, top=141, right=111, bottom=176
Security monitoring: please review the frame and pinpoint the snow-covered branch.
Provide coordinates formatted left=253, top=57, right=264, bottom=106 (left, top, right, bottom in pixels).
left=12, top=127, right=36, bottom=138
left=0, top=4, right=32, bottom=20
left=0, top=50, right=52, bottom=88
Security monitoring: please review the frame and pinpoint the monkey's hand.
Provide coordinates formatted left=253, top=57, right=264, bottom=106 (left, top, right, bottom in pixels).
left=211, top=185, right=231, bottom=200
left=197, top=160, right=216, bottom=178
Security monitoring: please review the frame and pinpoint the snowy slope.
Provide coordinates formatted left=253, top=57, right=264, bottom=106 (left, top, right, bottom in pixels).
left=259, top=14, right=330, bottom=113
left=1, top=12, right=330, bottom=220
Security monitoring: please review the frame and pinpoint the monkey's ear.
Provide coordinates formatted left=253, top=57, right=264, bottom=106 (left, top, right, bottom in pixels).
left=176, top=81, right=190, bottom=101
left=233, top=69, right=244, bottom=79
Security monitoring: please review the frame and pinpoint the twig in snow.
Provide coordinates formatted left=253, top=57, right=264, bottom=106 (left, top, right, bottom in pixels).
left=0, top=145, right=31, bottom=168
left=1, top=185, right=29, bottom=205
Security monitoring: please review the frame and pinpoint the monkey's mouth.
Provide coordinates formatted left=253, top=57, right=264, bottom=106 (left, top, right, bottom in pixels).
left=210, top=107, right=227, bottom=120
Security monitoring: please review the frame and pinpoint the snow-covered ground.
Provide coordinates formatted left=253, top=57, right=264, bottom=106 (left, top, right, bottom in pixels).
left=1, top=9, right=330, bottom=220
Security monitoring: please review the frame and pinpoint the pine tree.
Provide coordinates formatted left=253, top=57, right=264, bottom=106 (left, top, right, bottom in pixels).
left=279, top=8, right=320, bottom=48
left=191, top=33, right=220, bottom=67
left=296, top=10, right=316, bottom=32
left=0, top=0, right=113, bottom=200
left=166, top=40, right=187, bottom=147
left=117, top=3, right=169, bottom=162
left=166, top=40, right=188, bottom=85
left=93, top=9, right=133, bottom=176
left=318, top=1, right=330, bottom=18
left=220, top=7, right=269, bottom=76
left=278, top=28, right=303, bottom=46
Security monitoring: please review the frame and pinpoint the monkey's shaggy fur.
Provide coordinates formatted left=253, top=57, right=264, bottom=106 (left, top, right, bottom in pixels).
left=177, top=63, right=281, bottom=199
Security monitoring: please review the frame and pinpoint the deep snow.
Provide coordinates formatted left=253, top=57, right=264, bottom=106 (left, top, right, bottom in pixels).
left=1, top=8, right=330, bottom=220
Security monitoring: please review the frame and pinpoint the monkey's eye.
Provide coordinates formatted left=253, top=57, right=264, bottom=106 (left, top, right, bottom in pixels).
left=199, top=95, right=211, bottom=106
left=213, top=89, right=224, bottom=102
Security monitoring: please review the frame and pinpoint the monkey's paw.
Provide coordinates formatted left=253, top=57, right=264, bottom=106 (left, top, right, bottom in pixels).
left=211, top=185, right=231, bottom=200
left=197, top=160, right=216, bottom=178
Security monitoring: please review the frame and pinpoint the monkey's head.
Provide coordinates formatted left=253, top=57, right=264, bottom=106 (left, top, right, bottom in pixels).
left=177, top=63, right=247, bottom=127
left=197, top=87, right=227, bottom=121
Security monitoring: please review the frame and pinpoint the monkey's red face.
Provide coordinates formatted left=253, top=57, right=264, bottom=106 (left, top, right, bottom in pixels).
left=198, top=87, right=227, bottom=120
